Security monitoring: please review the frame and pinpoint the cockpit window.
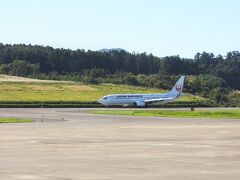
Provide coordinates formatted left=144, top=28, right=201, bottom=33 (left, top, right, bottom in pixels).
left=103, top=97, right=108, bottom=99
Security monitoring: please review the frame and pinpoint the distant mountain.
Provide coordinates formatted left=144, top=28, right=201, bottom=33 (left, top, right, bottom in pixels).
left=97, top=48, right=128, bottom=53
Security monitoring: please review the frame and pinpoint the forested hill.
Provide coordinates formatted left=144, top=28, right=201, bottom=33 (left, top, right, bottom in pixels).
left=0, top=43, right=239, bottom=106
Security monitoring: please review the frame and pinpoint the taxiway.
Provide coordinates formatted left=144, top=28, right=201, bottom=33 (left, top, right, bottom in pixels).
left=0, top=108, right=239, bottom=179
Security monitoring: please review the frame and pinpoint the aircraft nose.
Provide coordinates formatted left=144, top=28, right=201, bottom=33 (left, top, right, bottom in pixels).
left=98, top=98, right=103, bottom=103
left=98, top=97, right=109, bottom=106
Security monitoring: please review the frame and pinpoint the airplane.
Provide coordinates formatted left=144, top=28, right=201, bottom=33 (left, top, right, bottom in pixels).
left=98, top=75, right=186, bottom=107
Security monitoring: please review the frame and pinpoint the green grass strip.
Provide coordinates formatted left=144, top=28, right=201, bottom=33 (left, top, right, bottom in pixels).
left=93, top=110, right=240, bottom=119
left=0, top=118, right=33, bottom=123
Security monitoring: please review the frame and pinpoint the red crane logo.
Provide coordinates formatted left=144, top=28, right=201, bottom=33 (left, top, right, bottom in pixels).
left=175, top=85, right=182, bottom=92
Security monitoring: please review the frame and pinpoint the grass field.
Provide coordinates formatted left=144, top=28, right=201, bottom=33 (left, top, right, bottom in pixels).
left=0, top=81, right=206, bottom=103
left=0, top=118, right=33, bottom=123
left=0, top=75, right=212, bottom=107
left=93, top=109, right=240, bottom=119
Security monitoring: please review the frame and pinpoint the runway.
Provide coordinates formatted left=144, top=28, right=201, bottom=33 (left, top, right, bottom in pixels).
left=0, top=108, right=240, bottom=179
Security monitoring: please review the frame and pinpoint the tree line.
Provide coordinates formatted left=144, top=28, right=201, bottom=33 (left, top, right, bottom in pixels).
left=0, top=43, right=239, bottom=105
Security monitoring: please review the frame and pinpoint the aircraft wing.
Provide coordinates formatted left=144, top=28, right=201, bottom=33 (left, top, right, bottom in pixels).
left=144, top=97, right=174, bottom=104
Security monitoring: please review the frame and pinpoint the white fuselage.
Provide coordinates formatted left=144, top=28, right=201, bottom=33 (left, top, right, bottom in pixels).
left=98, top=93, right=173, bottom=106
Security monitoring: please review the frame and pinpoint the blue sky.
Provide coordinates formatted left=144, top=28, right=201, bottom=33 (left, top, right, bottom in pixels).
left=1, top=0, right=239, bottom=58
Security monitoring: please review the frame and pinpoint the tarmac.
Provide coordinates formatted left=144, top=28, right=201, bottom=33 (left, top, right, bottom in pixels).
left=0, top=108, right=240, bottom=180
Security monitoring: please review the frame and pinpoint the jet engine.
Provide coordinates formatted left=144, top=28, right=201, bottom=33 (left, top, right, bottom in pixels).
left=134, top=101, right=146, bottom=107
